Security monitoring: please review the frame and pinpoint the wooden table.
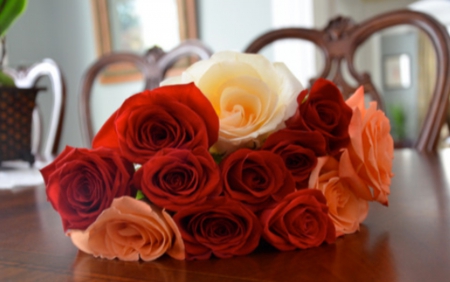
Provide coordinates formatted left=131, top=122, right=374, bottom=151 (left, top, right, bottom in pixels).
left=1, top=149, right=449, bottom=282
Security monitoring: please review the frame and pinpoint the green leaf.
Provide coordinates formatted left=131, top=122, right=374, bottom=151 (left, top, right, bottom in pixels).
left=211, top=152, right=225, bottom=164
left=135, top=190, right=146, bottom=200
left=0, top=71, right=15, bottom=86
left=0, top=0, right=28, bottom=38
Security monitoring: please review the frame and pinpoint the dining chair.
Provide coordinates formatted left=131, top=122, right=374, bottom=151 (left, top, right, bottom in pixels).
left=3, top=58, right=66, bottom=163
left=79, top=39, right=213, bottom=148
left=244, top=9, right=450, bottom=152
left=0, top=59, right=65, bottom=189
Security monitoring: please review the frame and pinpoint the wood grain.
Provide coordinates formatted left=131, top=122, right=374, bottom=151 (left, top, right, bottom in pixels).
left=1, top=149, right=449, bottom=281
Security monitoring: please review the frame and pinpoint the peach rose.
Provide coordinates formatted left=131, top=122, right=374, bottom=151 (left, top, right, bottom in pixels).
left=68, top=196, right=185, bottom=261
left=309, top=156, right=369, bottom=237
left=342, top=87, right=394, bottom=205
left=161, top=51, right=303, bottom=154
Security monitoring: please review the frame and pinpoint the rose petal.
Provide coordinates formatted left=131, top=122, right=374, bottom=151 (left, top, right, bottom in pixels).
left=161, top=51, right=303, bottom=155
left=67, top=197, right=185, bottom=261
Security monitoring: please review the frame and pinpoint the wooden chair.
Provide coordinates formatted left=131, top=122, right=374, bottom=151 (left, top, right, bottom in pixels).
left=79, top=39, right=213, bottom=147
left=244, top=9, right=450, bottom=152
left=3, top=59, right=66, bottom=162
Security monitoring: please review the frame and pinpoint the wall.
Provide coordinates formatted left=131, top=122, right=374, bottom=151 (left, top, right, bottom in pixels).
left=7, top=0, right=97, bottom=150
left=198, top=0, right=317, bottom=86
left=197, top=0, right=272, bottom=53
left=317, top=0, right=418, bottom=22
left=410, top=0, right=450, bottom=31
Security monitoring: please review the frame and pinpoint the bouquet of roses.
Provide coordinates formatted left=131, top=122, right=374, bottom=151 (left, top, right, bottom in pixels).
left=41, top=51, right=394, bottom=261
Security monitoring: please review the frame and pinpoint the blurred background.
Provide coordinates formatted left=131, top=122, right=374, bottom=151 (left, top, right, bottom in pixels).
left=5, top=0, right=450, bottom=150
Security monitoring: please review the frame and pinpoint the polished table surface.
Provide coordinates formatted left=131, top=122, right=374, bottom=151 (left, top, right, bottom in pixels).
left=1, top=149, right=450, bottom=282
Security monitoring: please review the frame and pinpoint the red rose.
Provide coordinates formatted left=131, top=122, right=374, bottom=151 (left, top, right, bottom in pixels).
left=260, top=189, right=336, bottom=250
left=173, top=197, right=261, bottom=260
left=220, top=148, right=295, bottom=212
left=133, top=147, right=221, bottom=211
left=92, top=83, right=219, bottom=164
left=262, top=129, right=327, bottom=189
left=41, top=146, right=135, bottom=231
left=286, top=78, right=352, bottom=154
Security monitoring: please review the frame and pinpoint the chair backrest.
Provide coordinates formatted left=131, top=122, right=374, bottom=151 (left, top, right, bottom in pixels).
left=79, top=39, right=213, bottom=147
left=3, top=59, right=66, bottom=162
left=244, top=9, right=450, bottom=152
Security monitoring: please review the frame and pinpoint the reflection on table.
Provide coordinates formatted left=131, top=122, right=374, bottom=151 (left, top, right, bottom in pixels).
left=0, top=159, right=48, bottom=190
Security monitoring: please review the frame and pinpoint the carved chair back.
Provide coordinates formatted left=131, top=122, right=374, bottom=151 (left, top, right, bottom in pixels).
left=245, top=9, right=450, bottom=152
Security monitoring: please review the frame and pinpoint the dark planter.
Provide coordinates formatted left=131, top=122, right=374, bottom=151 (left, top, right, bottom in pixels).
left=0, top=86, right=41, bottom=166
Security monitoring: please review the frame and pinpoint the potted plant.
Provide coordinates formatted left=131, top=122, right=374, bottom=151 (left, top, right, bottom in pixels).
left=0, top=0, right=40, bottom=166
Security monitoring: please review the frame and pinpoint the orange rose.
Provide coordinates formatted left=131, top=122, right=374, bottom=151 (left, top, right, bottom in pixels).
left=343, top=87, right=394, bottom=205
left=309, top=156, right=369, bottom=237
left=68, top=196, right=185, bottom=261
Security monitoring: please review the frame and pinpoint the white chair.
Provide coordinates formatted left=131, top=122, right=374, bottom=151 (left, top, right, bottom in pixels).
left=0, top=59, right=65, bottom=189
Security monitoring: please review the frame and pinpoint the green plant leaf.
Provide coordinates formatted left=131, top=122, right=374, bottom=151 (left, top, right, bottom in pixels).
left=0, top=0, right=28, bottom=38
left=135, top=190, right=146, bottom=201
left=211, top=152, right=225, bottom=164
left=0, top=70, right=14, bottom=86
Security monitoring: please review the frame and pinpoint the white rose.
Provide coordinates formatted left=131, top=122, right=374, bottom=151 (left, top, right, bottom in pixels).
left=161, top=51, right=303, bottom=154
